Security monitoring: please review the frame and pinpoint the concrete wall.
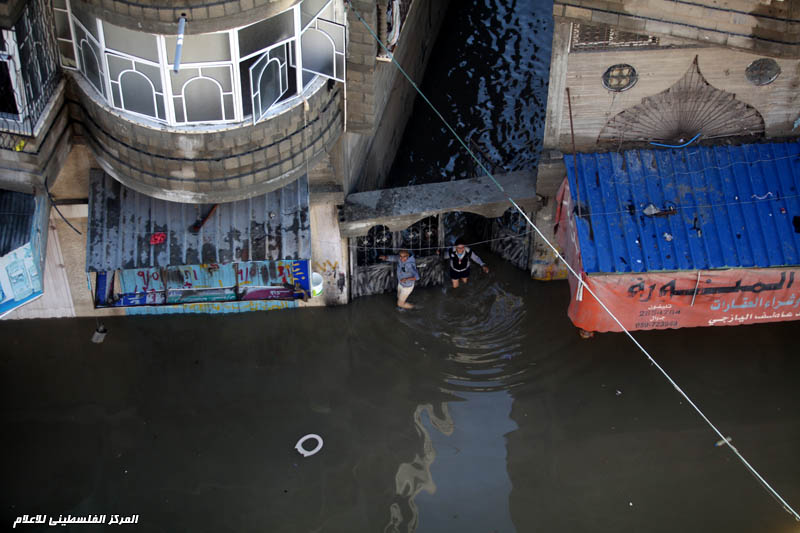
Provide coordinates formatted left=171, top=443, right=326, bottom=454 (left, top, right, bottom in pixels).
left=0, top=83, right=73, bottom=195
left=343, top=0, right=450, bottom=193
left=553, top=0, right=800, bottom=58
left=548, top=42, right=800, bottom=152
left=70, top=74, right=344, bottom=203
left=308, top=201, right=349, bottom=305
left=74, top=0, right=297, bottom=35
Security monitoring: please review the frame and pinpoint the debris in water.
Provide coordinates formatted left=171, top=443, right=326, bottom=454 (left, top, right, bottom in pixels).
left=295, top=434, right=324, bottom=457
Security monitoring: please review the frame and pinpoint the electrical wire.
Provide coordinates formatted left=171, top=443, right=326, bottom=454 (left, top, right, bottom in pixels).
left=649, top=132, right=702, bottom=148
left=345, top=0, right=800, bottom=521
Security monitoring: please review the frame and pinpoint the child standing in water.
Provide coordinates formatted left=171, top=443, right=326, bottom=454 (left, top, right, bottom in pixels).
left=379, top=249, right=420, bottom=309
left=442, top=239, right=489, bottom=288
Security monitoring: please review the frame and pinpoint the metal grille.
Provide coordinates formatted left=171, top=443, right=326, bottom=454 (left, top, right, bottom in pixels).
left=571, top=23, right=659, bottom=51
left=602, top=64, right=638, bottom=92
left=351, top=215, right=445, bottom=299
left=0, top=0, right=61, bottom=146
left=490, top=208, right=532, bottom=271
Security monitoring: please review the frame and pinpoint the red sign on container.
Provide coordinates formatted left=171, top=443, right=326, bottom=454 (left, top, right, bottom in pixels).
left=149, top=232, right=166, bottom=245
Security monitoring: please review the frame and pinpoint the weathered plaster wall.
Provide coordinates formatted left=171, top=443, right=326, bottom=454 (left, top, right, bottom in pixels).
left=308, top=201, right=349, bottom=305
left=553, top=0, right=800, bottom=59
left=552, top=45, right=800, bottom=151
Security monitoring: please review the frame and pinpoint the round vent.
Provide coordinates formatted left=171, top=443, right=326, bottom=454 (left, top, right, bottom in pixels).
left=602, top=64, right=638, bottom=92
left=745, top=58, right=781, bottom=86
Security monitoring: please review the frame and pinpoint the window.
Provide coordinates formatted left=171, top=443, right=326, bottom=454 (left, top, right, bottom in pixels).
left=52, top=0, right=76, bottom=68
left=249, top=44, right=290, bottom=123
left=0, top=0, right=60, bottom=135
left=0, top=53, right=21, bottom=117
left=107, top=56, right=165, bottom=120
left=301, top=18, right=345, bottom=82
left=170, top=66, right=234, bottom=123
left=102, top=21, right=159, bottom=62
left=65, top=0, right=344, bottom=127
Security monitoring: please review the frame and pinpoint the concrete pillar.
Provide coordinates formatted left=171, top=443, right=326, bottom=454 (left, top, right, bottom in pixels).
left=542, top=21, right=572, bottom=151
left=530, top=200, right=568, bottom=281
left=377, top=1, right=388, bottom=48
left=307, top=202, right=350, bottom=306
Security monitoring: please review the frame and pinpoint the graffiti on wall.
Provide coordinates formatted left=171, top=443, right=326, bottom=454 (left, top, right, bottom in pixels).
left=99, top=260, right=310, bottom=311
left=352, top=255, right=444, bottom=299
left=490, top=208, right=532, bottom=271
left=0, top=244, right=43, bottom=317
left=126, top=299, right=297, bottom=315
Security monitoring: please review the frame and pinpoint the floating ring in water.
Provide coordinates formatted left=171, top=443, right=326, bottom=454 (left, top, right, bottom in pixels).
left=295, top=434, right=323, bottom=457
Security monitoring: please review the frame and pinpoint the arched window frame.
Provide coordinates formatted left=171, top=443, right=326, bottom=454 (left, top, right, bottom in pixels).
left=104, top=49, right=166, bottom=122
left=247, top=41, right=291, bottom=125
left=179, top=75, right=227, bottom=124
left=117, top=69, right=160, bottom=120
left=70, top=12, right=106, bottom=98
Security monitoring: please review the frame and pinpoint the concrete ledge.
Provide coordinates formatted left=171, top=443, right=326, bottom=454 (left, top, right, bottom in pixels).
left=340, top=171, right=537, bottom=237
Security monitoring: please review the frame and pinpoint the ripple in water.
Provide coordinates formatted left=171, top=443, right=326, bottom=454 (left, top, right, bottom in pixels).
left=396, top=271, right=530, bottom=393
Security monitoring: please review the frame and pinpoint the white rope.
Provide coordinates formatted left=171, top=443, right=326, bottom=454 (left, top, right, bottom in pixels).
left=345, top=0, right=800, bottom=521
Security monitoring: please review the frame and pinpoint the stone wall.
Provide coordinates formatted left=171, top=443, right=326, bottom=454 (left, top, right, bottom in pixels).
left=344, top=0, right=378, bottom=135
left=74, top=0, right=297, bottom=35
left=553, top=0, right=800, bottom=58
left=343, top=0, right=451, bottom=193
left=548, top=44, right=800, bottom=152
left=0, top=83, right=73, bottom=195
left=69, top=74, right=344, bottom=203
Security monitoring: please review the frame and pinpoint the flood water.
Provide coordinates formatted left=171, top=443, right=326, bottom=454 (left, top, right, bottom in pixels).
left=2, top=256, right=799, bottom=532
left=386, top=0, right=552, bottom=187
left=2, top=0, right=799, bottom=530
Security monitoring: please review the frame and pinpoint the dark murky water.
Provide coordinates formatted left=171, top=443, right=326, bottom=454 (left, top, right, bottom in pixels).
left=2, top=257, right=799, bottom=532
left=386, top=0, right=552, bottom=187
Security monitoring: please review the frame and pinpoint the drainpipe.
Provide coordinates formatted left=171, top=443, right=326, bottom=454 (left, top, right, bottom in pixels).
left=173, top=14, right=186, bottom=73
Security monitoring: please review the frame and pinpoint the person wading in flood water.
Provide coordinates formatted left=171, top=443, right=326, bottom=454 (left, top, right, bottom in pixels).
left=378, top=249, right=420, bottom=309
left=441, top=239, right=489, bottom=288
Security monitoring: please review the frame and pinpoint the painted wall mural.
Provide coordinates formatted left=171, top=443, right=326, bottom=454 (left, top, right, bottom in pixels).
left=96, top=260, right=310, bottom=314
left=0, top=244, right=43, bottom=318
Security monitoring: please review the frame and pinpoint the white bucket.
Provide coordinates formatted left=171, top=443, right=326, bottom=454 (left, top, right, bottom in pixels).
left=311, top=272, right=324, bottom=297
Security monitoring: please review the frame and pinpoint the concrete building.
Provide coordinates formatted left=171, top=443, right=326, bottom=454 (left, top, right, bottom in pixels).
left=531, top=0, right=800, bottom=279
left=0, top=0, right=450, bottom=318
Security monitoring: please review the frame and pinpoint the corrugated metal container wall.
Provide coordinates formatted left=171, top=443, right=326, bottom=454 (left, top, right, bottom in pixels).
left=86, top=170, right=311, bottom=271
left=0, top=190, right=35, bottom=257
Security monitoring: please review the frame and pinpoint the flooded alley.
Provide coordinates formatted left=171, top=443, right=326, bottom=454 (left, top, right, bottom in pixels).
left=2, top=255, right=799, bottom=532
